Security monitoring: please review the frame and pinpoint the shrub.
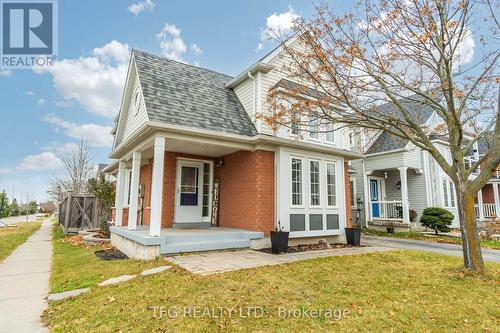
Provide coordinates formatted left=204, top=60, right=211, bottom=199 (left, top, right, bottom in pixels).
left=420, top=207, right=454, bottom=235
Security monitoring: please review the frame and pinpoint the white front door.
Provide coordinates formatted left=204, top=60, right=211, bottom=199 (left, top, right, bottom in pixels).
left=175, top=160, right=204, bottom=223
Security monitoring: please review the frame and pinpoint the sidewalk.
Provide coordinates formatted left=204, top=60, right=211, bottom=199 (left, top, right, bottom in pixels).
left=0, top=218, right=52, bottom=333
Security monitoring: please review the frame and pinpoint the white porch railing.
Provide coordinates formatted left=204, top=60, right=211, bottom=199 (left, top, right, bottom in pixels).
left=371, top=201, right=404, bottom=220
left=475, top=203, right=497, bottom=219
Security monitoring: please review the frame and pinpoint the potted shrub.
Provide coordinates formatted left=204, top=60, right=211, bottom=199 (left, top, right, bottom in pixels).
left=420, top=207, right=454, bottom=235
left=270, top=221, right=289, bottom=254
left=345, top=217, right=361, bottom=246
left=409, top=210, right=417, bottom=222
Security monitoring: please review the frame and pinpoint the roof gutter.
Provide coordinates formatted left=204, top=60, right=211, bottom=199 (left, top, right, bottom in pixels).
left=109, top=121, right=362, bottom=160
left=226, top=62, right=273, bottom=88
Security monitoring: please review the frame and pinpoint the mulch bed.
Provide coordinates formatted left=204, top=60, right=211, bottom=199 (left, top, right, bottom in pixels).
left=258, top=242, right=361, bottom=254
left=95, top=249, right=128, bottom=261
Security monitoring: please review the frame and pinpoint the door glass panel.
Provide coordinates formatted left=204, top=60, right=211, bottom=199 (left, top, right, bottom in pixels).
left=180, top=166, right=198, bottom=206
left=202, top=163, right=210, bottom=217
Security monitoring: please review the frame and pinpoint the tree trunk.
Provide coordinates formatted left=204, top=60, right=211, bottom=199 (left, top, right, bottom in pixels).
left=456, top=191, right=484, bottom=273
left=435, top=226, right=438, bottom=236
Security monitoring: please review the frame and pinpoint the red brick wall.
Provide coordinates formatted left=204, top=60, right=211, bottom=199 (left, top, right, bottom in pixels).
left=215, top=150, right=275, bottom=235
left=344, top=162, right=352, bottom=228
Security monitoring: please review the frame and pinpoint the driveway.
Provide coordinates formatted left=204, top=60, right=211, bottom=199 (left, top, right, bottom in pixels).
left=362, top=235, right=500, bottom=263
left=0, top=217, right=52, bottom=332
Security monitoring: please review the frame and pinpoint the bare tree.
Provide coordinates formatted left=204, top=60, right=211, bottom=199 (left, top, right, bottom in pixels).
left=48, top=141, right=94, bottom=202
left=265, top=0, right=499, bottom=273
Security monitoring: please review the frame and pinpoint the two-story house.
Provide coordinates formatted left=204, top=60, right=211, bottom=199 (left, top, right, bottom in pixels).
left=103, top=46, right=360, bottom=259
left=350, top=101, right=496, bottom=232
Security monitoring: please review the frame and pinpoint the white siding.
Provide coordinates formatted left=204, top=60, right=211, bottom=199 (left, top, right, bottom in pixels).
left=233, top=78, right=255, bottom=123
left=114, top=62, right=149, bottom=147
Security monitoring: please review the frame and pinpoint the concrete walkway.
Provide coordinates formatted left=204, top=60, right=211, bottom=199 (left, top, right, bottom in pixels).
left=362, top=235, right=500, bottom=263
left=167, top=246, right=392, bottom=275
left=0, top=218, right=52, bottom=332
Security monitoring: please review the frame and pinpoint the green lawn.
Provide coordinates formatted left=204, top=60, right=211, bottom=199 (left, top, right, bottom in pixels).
left=0, top=221, right=42, bottom=261
left=43, top=246, right=500, bottom=332
left=363, top=229, right=500, bottom=250
left=50, top=224, right=165, bottom=293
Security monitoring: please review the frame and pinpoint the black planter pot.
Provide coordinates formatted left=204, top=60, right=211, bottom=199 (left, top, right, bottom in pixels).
left=345, top=227, right=361, bottom=246
left=270, top=231, right=289, bottom=254
left=387, top=227, right=395, bottom=234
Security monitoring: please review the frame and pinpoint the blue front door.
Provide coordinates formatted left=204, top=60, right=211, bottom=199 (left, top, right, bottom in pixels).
left=370, top=179, right=380, bottom=218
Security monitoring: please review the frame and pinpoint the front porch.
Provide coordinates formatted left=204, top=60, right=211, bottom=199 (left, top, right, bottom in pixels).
left=475, top=181, right=500, bottom=223
left=110, top=225, right=264, bottom=259
left=106, top=134, right=275, bottom=258
left=365, top=167, right=414, bottom=230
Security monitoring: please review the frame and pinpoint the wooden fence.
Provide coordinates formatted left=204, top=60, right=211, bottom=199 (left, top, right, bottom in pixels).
left=59, top=193, right=100, bottom=233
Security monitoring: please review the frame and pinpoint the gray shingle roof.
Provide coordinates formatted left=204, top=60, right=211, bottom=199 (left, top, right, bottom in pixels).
left=133, top=50, right=258, bottom=137
left=366, top=96, right=436, bottom=154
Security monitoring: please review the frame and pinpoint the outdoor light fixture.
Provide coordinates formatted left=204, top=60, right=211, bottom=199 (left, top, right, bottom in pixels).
left=384, top=172, right=388, bottom=179
left=215, top=158, right=225, bottom=168
left=396, top=181, right=401, bottom=190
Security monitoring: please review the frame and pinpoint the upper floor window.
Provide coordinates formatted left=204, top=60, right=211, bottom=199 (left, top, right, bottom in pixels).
left=308, top=117, right=319, bottom=140
left=325, top=123, right=335, bottom=143
left=291, top=110, right=301, bottom=136
left=134, top=89, right=140, bottom=115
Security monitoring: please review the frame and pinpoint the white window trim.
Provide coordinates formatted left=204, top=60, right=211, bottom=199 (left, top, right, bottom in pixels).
left=326, top=161, right=337, bottom=208
left=324, top=123, right=336, bottom=144
left=309, top=159, right=321, bottom=207
left=308, top=117, right=320, bottom=142
left=441, top=178, right=456, bottom=209
left=290, top=156, right=304, bottom=208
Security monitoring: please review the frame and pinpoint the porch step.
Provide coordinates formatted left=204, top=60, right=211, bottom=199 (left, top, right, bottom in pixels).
left=161, top=239, right=251, bottom=254
left=163, top=230, right=263, bottom=244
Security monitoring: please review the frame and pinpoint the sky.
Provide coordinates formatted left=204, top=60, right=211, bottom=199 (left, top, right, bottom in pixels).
left=0, top=0, right=487, bottom=204
left=0, top=0, right=329, bottom=203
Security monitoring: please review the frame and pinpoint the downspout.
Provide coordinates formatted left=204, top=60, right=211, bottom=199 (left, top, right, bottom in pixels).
left=361, top=130, right=370, bottom=228
left=247, top=71, right=256, bottom=123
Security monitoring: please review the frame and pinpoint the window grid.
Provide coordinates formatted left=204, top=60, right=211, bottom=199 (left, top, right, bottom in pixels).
left=308, top=117, right=319, bottom=140
left=449, top=181, right=455, bottom=208
left=291, top=158, right=303, bottom=206
left=326, top=163, right=336, bottom=206
left=325, top=123, right=335, bottom=143
left=442, top=180, right=449, bottom=207
left=310, top=160, right=320, bottom=206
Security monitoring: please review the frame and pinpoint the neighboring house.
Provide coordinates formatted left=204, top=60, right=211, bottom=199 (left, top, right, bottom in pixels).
left=350, top=99, right=494, bottom=231
left=103, top=46, right=360, bottom=259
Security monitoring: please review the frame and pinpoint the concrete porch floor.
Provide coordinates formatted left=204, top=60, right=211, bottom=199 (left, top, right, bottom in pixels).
left=110, top=225, right=264, bottom=259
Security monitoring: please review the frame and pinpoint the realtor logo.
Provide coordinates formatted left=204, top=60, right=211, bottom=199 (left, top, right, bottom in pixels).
left=1, top=0, right=57, bottom=69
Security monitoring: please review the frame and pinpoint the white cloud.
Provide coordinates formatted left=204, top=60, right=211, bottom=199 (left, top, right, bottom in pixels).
left=127, top=0, right=155, bottom=15
left=42, top=113, right=114, bottom=147
left=190, top=43, right=202, bottom=55
left=0, top=70, right=11, bottom=77
left=24, top=91, right=35, bottom=96
left=0, top=168, right=14, bottom=175
left=37, top=98, right=45, bottom=106
left=55, top=99, right=74, bottom=108
left=18, top=152, right=63, bottom=171
left=157, top=23, right=187, bottom=62
left=43, top=142, right=80, bottom=156
left=35, top=40, right=130, bottom=118
left=259, top=6, right=299, bottom=50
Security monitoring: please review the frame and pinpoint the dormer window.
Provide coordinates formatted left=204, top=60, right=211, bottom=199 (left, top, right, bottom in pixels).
left=134, top=89, right=140, bottom=115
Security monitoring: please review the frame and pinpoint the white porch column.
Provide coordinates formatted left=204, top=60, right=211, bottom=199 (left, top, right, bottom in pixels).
left=150, top=136, right=165, bottom=237
left=477, top=189, right=485, bottom=221
left=398, top=167, right=410, bottom=223
left=114, top=161, right=127, bottom=226
left=493, top=183, right=500, bottom=217
left=127, top=151, right=142, bottom=231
